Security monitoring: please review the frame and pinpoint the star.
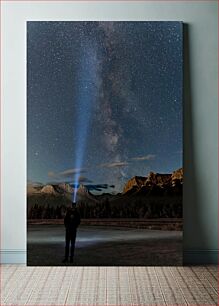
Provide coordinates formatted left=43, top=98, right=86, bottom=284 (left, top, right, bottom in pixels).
left=27, top=21, right=183, bottom=192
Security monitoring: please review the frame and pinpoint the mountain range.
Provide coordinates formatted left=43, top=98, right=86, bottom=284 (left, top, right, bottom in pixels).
left=27, top=168, right=183, bottom=212
left=123, top=168, right=183, bottom=194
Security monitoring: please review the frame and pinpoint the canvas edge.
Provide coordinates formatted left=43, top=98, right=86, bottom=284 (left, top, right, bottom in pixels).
left=0, top=249, right=217, bottom=265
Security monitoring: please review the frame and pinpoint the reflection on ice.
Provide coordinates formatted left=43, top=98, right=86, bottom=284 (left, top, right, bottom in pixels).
left=28, top=225, right=182, bottom=247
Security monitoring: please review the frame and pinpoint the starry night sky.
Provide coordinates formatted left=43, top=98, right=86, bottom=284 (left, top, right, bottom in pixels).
left=27, top=21, right=183, bottom=194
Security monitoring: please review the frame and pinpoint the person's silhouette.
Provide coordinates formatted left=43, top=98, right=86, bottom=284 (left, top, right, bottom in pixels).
left=62, top=202, right=81, bottom=263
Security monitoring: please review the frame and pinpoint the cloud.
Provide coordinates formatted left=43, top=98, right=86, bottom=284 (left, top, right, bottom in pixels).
left=97, top=155, right=155, bottom=171
left=48, top=168, right=86, bottom=179
left=48, top=154, right=154, bottom=183
left=85, top=183, right=114, bottom=192
left=27, top=180, right=43, bottom=187
left=60, top=168, right=86, bottom=177
left=100, top=161, right=129, bottom=168
left=46, top=181, right=62, bottom=185
left=130, top=154, right=156, bottom=161
left=48, top=171, right=56, bottom=178
left=63, top=177, right=92, bottom=184
left=78, top=176, right=93, bottom=184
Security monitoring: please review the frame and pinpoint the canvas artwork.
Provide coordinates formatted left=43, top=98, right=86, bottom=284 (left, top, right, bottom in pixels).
left=27, top=21, right=183, bottom=266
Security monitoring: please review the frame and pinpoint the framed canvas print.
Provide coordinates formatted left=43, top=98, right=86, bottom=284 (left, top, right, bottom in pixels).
left=27, top=21, right=183, bottom=266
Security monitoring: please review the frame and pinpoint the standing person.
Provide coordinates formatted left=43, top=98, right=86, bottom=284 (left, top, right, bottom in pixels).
left=62, top=202, right=81, bottom=263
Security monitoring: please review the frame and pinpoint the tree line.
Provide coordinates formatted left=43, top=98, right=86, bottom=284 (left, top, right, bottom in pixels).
left=28, top=198, right=182, bottom=219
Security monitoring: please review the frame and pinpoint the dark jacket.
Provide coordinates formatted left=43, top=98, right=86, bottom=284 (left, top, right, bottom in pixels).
left=64, top=208, right=81, bottom=231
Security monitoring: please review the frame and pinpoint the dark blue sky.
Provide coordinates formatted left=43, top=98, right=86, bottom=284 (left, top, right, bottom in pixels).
left=27, top=21, right=183, bottom=193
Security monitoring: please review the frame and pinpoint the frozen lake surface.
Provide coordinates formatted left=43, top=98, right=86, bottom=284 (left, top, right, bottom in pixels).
left=27, top=225, right=182, bottom=266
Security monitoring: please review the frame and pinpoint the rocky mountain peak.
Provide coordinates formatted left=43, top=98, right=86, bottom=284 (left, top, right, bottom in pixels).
left=41, top=184, right=57, bottom=194
left=171, top=168, right=183, bottom=186
left=145, top=172, right=171, bottom=187
left=123, top=176, right=146, bottom=194
left=77, top=184, right=90, bottom=194
left=58, top=183, right=74, bottom=193
left=123, top=168, right=183, bottom=194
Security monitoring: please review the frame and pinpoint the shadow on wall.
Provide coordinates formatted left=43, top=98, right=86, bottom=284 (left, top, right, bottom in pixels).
left=183, top=24, right=209, bottom=264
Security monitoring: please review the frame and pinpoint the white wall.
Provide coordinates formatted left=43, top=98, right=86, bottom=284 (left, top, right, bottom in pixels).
left=1, top=1, right=218, bottom=263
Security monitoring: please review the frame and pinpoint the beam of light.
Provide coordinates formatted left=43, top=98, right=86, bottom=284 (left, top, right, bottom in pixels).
left=73, top=41, right=99, bottom=202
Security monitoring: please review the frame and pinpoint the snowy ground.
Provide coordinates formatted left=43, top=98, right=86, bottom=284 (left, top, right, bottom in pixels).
left=27, top=225, right=182, bottom=266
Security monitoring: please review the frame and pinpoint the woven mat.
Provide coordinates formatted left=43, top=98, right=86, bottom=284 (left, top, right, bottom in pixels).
left=1, top=265, right=218, bottom=305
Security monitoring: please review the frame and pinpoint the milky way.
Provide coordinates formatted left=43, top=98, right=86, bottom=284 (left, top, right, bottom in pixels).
left=27, top=21, right=183, bottom=193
